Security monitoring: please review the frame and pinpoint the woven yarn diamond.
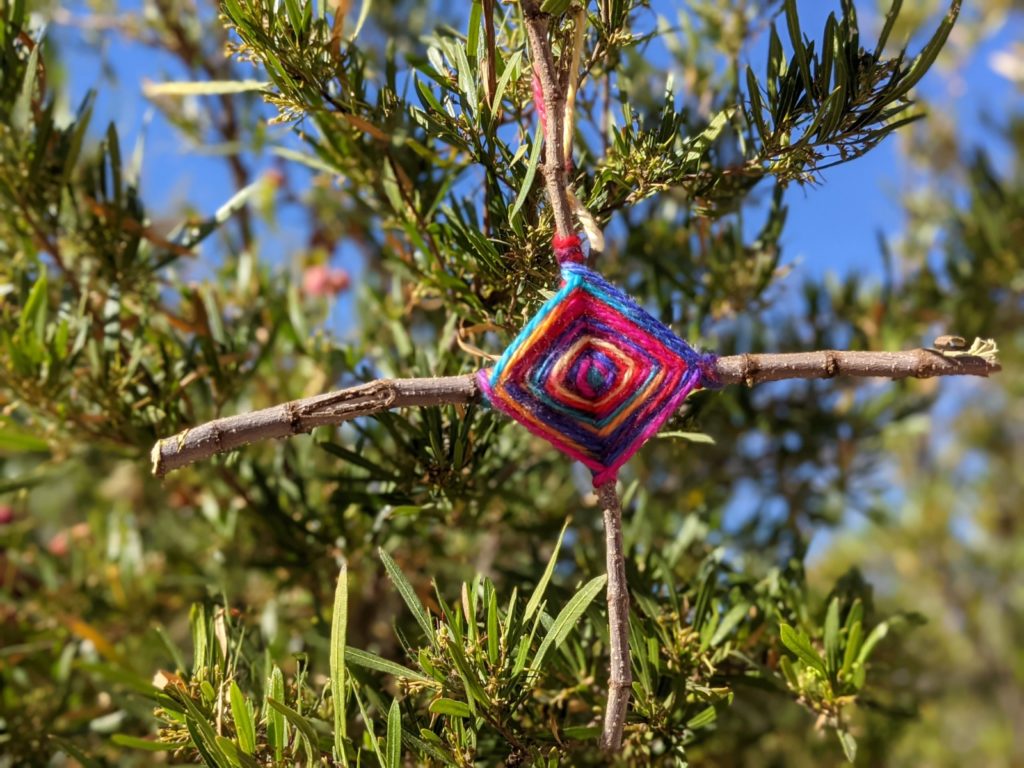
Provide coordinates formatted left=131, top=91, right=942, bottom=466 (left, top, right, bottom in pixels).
left=478, top=262, right=708, bottom=484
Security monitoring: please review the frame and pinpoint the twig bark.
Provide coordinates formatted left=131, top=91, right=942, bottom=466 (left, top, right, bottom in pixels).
left=521, top=0, right=575, bottom=238
left=151, top=349, right=999, bottom=475
left=151, top=375, right=477, bottom=476
left=712, top=347, right=999, bottom=386
left=598, top=480, right=631, bottom=752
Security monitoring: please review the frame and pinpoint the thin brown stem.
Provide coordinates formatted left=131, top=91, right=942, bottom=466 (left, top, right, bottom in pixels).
left=151, top=346, right=999, bottom=476
left=598, top=480, right=631, bottom=752
left=521, top=0, right=575, bottom=238
left=151, top=374, right=478, bottom=476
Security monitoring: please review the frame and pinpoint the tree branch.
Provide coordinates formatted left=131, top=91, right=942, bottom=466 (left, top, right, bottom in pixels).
left=521, top=0, right=575, bottom=238
left=598, top=480, right=631, bottom=752
left=713, top=347, right=999, bottom=386
left=151, top=375, right=478, bottom=476
left=151, top=347, right=999, bottom=476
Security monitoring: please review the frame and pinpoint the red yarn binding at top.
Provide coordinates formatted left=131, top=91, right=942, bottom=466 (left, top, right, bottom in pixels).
left=553, top=233, right=585, bottom=264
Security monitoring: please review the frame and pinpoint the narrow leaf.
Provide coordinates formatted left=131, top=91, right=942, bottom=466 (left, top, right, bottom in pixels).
left=229, top=681, right=256, bottom=755
left=779, top=623, right=827, bottom=677
left=524, top=517, right=571, bottom=622
left=824, top=597, right=841, bottom=678
left=386, top=698, right=402, bottom=768
left=265, top=667, right=287, bottom=763
left=509, top=127, right=544, bottom=221
left=266, top=698, right=320, bottom=765
left=330, top=563, right=349, bottom=765
left=345, top=646, right=435, bottom=684
left=379, top=548, right=435, bottom=642
left=428, top=698, right=472, bottom=718
left=838, top=729, right=858, bottom=763
left=110, top=734, right=178, bottom=751
left=532, top=575, right=606, bottom=669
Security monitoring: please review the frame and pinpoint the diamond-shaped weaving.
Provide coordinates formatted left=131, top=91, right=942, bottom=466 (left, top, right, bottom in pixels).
left=478, top=262, right=712, bottom=484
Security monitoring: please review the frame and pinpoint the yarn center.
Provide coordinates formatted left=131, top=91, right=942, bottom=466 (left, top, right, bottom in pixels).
left=570, top=344, right=617, bottom=398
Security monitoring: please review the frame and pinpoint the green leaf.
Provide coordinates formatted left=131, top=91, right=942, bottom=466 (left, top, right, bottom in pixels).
left=524, top=517, right=571, bottom=622
left=686, top=705, right=717, bottom=730
left=379, top=548, right=435, bottom=642
left=47, top=736, right=102, bottom=768
left=838, top=729, right=858, bottom=763
left=875, top=0, right=904, bottom=57
left=386, top=698, right=402, bottom=768
left=18, top=267, right=47, bottom=360
left=174, top=692, right=232, bottom=768
left=442, top=625, right=488, bottom=707
left=217, top=736, right=260, bottom=768
left=683, top=107, right=734, bottom=164
left=466, top=1, right=481, bottom=59
left=856, top=621, right=889, bottom=666
left=11, top=36, right=39, bottom=131
left=330, top=563, right=348, bottom=765
left=890, top=0, right=961, bottom=101
left=562, top=725, right=601, bottom=740
left=841, top=618, right=864, bottom=683
left=658, top=431, right=716, bottom=445
left=540, top=0, right=572, bottom=14
left=352, top=686, right=387, bottom=766
left=428, top=697, right=472, bottom=718
left=692, top=568, right=715, bottom=632
left=710, top=601, right=749, bottom=647
left=746, top=67, right=770, bottom=143
left=490, top=50, right=522, bottom=117
left=486, top=585, right=499, bottom=666
left=190, top=603, right=208, bottom=678
left=779, top=654, right=799, bottom=688
left=265, top=667, right=287, bottom=763
left=783, top=0, right=813, bottom=98
left=229, top=681, right=256, bottom=755
left=824, top=597, right=841, bottom=679
left=532, top=575, right=606, bottom=669
left=509, top=127, right=544, bottom=222
left=345, top=646, right=435, bottom=684
left=779, top=623, right=827, bottom=678
left=0, top=419, right=49, bottom=454
left=266, top=698, right=321, bottom=765
left=110, top=734, right=178, bottom=751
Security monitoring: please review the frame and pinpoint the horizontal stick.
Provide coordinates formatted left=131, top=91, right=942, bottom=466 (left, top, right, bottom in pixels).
left=712, top=347, right=999, bottom=386
left=151, top=348, right=999, bottom=476
left=151, top=375, right=478, bottom=476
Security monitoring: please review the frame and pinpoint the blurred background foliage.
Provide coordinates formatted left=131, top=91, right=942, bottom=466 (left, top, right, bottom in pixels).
left=0, top=0, right=1021, bottom=765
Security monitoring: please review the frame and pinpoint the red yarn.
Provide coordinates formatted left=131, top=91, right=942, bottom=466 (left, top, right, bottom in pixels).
left=532, top=70, right=547, bottom=132
left=553, top=233, right=585, bottom=264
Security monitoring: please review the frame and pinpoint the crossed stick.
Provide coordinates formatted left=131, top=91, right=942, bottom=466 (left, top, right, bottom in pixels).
left=151, top=350, right=999, bottom=477
left=151, top=1, right=999, bottom=753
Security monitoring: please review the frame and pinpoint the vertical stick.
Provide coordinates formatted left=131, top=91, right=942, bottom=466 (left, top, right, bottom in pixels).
left=597, top=479, right=631, bottom=752
left=521, top=0, right=575, bottom=239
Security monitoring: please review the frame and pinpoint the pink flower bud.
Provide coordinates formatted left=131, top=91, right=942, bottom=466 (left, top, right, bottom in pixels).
left=302, top=265, right=351, bottom=297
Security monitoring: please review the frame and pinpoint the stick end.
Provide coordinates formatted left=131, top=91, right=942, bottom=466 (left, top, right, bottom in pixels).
left=150, top=440, right=165, bottom=477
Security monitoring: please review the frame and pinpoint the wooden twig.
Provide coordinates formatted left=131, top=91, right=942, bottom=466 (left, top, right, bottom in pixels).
left=597, top=480, right=631, bottom=752
left=713, top=347, right=999, bottom=386
left=151, top=348, right=999, bottom=476
left=151, top=374, right=477, bottom=476
left=521, top=0, right=575, bottom=238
